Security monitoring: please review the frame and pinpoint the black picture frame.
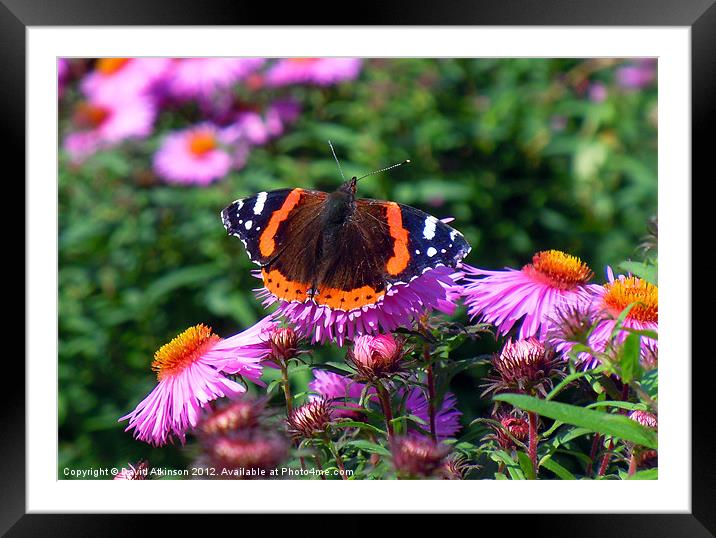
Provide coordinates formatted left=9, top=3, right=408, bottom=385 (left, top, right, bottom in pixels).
left=6, top=0, right=709, bottom=535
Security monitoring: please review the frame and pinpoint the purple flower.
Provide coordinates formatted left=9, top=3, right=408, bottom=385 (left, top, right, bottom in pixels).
left=153, top=123, right=233, bottom=185
left=308, top=369, right=374, bottom=419
left=257, top=266, right=462, bottom=346
left=588, top=82, right=608, bottom=103
left=265, top=58, right=362, bottom=87
left=403, top=387, right=462, bottom=440
left=119, top=317, right=277, bottom=446
left=461, top=250, right=599, bottom=340
left=616, top=59, right=656, bottom=90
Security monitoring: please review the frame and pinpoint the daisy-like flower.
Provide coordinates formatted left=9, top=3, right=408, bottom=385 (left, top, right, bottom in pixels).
left=81, top=58, right=171, bottom=101
left=164, top=58, right=265, bottom=101
left=308, top=370, right=374, bottom=419
left=113, top=460, right=150, bottom=480
left=482, top=337, right=564, bottom=397
left=286, top=398, right=334, bottom=440
left=403, top=387, right=462, bottom=440
left=461, top=250, right=598, bottom=339
left=390, top=436, right=450, bottom=478
left=582, top=270, right=658, bottom=369
left=259, top=266, right=462, bottom=346
left=119, top=317, right=277, bottom=446
left=63, top=94, right=157, bottom=162
left=153, top=123, right=232, bottom=185
left=264, top=58, right=362, bottom=87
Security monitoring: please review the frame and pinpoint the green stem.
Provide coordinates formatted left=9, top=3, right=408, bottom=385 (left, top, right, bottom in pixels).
left=376, top=382, right=394, bottom=440
left=323, top=433, right=348, bottom=480
left=528, top=411, right=539, bottom=478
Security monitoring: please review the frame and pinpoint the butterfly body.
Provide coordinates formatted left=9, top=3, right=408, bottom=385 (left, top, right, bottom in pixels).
left=222, top=177, right=470, bottom=311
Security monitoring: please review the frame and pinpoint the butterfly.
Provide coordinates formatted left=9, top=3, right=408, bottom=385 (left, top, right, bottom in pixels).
left=221, top=162, right=471, bottom=311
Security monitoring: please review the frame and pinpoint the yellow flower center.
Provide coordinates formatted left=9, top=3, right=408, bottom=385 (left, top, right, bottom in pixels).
left=97, top=58, right=131, bottom=75
left=151, top=324, right=220, bottom=381
left=288, top=58, right=320, bottom=65
left=187, top=130, right=218, bottom=157
left=73, top=102, right=111, bottom=128
left=602, top=277, right=658, bottom=323
left=523, top=250, right=594, bottom=290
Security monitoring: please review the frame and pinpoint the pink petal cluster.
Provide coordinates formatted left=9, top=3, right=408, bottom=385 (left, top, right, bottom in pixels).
left=81, top=58, right=172, bottom=101
left=258, top=266, right=462, bottom=346
left=164, top=58, right=265, bottom=100
left=265, top=58, right=362, bottom=87
left=153, top=123, right=233, bottom=185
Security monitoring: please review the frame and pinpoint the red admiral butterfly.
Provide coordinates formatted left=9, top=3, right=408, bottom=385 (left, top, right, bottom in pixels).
left=221, top=162, right=470, bottom=311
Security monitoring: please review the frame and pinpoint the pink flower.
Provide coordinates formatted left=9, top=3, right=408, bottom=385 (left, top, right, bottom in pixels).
left=308, top=370, right=373, bottom=419
left=258, top=266, right=462, bottom=346
left=616, top=59, right=656, bottom=90
left=461, top=250, right=599, bottom=340
left=119, top=317, right=277, bottom=446
left=164, top=58, right=265, bottom=100
left=81, top=58, right=171, bottom=101
left=58, top=58, right=69, bottom=97
left=582, top=269, right=658, bottom=369
left=63, top=95, right=157, bottom=162
left=403, top=387, right=462, bottom=440
left=113, top=461, right=149, bottom=480
left=265, top=58, right=362, bottom=87
left=153, top=123, right=232, bottom=185
left=220, top=99, right=301, bottom=147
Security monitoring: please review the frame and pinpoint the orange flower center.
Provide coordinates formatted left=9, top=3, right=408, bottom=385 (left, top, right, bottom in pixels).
left=187, top=130, right=218, bottom=157
left=73, top=102, right=111, bottom=128
left=151, top=324, right=220, bottom=381
left=523, top=250, right=594, bottom=290
left=602, top=277, right=658, bottom=323
left=96, top=58, right=131, bottom=75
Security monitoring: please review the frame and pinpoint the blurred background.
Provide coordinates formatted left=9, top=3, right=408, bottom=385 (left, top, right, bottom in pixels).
left=58, top=58, right=657, bottom=476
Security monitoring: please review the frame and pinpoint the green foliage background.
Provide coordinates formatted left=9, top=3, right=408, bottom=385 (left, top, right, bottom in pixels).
left=58, top=58, right=657, bottom=476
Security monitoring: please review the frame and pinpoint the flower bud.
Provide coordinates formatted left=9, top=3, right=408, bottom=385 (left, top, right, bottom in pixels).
left=268, top=327, right=300, bottom=364
left=346, top=334, right=405, bottom=380
left=391, top=436, right=449, bottom=478
left=286, top=398, right=333, bottom=439
left=199, top=397, right=267, bottom=436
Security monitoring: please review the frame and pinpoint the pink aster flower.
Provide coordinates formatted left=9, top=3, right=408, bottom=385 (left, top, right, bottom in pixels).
left=164, top=58, right=265, bottom=100
left=265, top=58, right=362, bottom=87
left=120, top=317, right=277, bottom=446
left=153, top=123, right=233, bottom=185
left=581, top=269, right=658, bottom=369
left=461, top=250, right=600, bottom=340
left=63, top=94, right=157, bottom=162
left=220, top=99, right=301, bottom=147
left=403, top=387, right=462, bottom=440
left=258, top=266, right=462, bottom=346
left=81, top=58, right=171, bottom=101
left=308, top=370, right=374, bottom=419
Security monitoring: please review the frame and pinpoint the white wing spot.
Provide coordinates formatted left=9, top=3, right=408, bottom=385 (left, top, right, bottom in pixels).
left=254, top=192, right=268, bottom=215
left=245, top=220, right=253, bottom=230
left=427, top=247, right=438, bottom=257
left=449, top=230, right=457, bottom=241
left=441, top=249, right=446, bottom=254
left=415, top=249, right=421, bottom=255
left=423, top=216, right=438, bottom=240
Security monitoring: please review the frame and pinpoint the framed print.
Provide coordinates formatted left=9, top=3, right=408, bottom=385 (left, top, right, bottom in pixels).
left=6, top=0, right=711, bottom=534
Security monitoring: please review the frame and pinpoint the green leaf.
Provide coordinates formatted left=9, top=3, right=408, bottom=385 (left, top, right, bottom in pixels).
left=516, top=451, right=536, bottom=480
left=618, top=261, right=657, bottom=285
left=494, top=394, right=657, bottom=449
left=490, top=450, right=525, bottom=480
left=619, top=332, right=642, bottom=384
left=335, top=421, right=386, bottom=436
left=627, top=468, right=658, bottom=480
left=540, top=457, right=576, bottom=480
left=344, top=440, right=391, bottom=457
left=641, top=369, right=658, bottom=402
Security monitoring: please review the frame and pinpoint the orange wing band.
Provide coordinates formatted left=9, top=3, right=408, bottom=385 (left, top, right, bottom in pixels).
left=262, top=268, right=385, bottom=309
left=259, top=188, right=303, bottom=258
left=385, top=202, right=410, bottom=275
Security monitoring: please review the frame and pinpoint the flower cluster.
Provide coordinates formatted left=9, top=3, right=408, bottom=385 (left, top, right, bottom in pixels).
left=60, top=57, right=362, bottom=183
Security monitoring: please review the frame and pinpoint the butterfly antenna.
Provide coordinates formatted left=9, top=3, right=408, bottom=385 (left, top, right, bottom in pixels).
left=356, top=159, right=411, bottom=182
left=328, top=140, right=346, bottom=182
